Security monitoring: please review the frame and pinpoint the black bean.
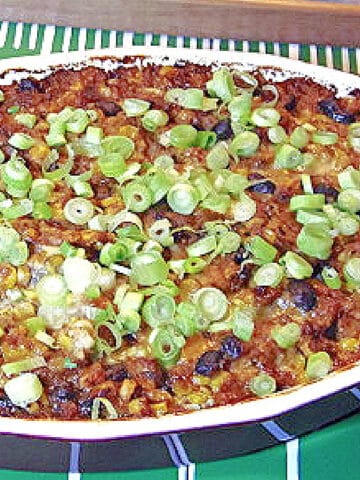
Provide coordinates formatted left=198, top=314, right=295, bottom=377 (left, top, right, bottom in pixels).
left=285, top=95, right=297, bottom=111
left=248, top=172, right=266, bottom=181
left=213, top=120, right=233, bottom=140
left=19, top=78, right=42, bottom=92
left=247, top=180, right=276, bottom=194
left=288, top=280, right=317, bottom=312
left=96, top=100, right=121, bottom=117
left=123, top=333, right=138, bottom=345
left=51, top=388, right=76, bottom=402
left=105, top=364, right=129, bottom=382
left=0, top=395, right=17, bottom=414
left=173, top=230, right=191, bottom=243
left=312, top=260, right=330, bottom=280
left=233, top=246, right=248, bottom=265
left=195, top=350, right=223, bottom=376
left=220, top=336, right=243, bottom=360
left=324, top=320, right=338, bottom=340
left=78, top=398, right=93, bottom=417
left=318, top=99, right=355, bottom=125
left=229, top=264, right=253, bottom=291
left=313, top=183, right=339, bottom=203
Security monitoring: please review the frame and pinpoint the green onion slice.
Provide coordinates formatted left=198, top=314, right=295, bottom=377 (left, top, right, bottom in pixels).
left=32, top=201, right=52, bottom=221
left=268, top=125, right=288, bottom=144
left=8, top=133, right=35, bottom=150
left=184, top=257, right=207, bottom=274
left=229, top=131, right=260, bottom=159
left=122, top=181, right=153, bottom=213
left=167, top=183, right=199, bottom=215
left=249, top=373, right=276, bottom=397
left=306, top=351, right=332, bottom=379
left=149, top=325, right=185, bottom=369
left=91, top=397, right=118, bottom=420
left=206, top=142, right=230, bottom=170
left=228, top=92, right=252, bottom=127
left=246, top=235, right=277, bottom=264
left=250, top=107, right=281, bottom=128
left=232, top=304, right=255, bottom=341
left=130, top=251, right=169, bottom=286
left=4, top=373, right=43, bottom=407
left=2, top=356, right=46, bottom=377
left=63, top=197, right=94, bottom=225
left=297, top=224, right=333, bottom=260
left=168, top=125, right=198, bottom=149
left=231, top=194, right=257, bottom=222
left=142, top=294, right=176, bottom=328
left=194, top=131, right=217, bottom=150
left=271, top=322, right=301, bottom=349
left=343, top=257, right=360, bottom=286
left=280, top=251, right=313, bottom=279
left=290, top=126, right=309, bottom=149
left=312, top=131, right=338, bottom=145
left=321, top=266, right=341, bottom=289
left=206, top=68, right=235, bottom=104
left=36, top=274, right=67, bottom=306
left=253, top=262, right=284, bottom=287
left=122, top=98, right=150, bottom=117
left=337, top=189, right=360, bottom=213
left=192, top=287, right=228, bottom=322
left=274, top=144, right=303, bottom=169
left=289, top=194, right=325, bottom=211
left=97, top=153, right=126, bottom=178
left=101, top=135, right=135, bottom=159
left=186, top=235, right=217, bottom=257
left=15, top=113, right=37, bottom=129
left=338, top=166, right=360, bottom=190
left=141, top=109, right=169, bottom=132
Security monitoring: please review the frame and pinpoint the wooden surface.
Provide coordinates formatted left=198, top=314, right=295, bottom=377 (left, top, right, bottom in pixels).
left=1, top=0, right=360, bottom=46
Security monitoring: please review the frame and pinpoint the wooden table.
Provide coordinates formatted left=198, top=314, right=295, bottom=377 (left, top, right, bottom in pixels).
left=1, top=0, right=360, bottom=47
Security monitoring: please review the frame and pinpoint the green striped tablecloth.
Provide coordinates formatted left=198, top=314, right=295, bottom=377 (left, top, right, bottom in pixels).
left=0, top=20, right=360, bottom=480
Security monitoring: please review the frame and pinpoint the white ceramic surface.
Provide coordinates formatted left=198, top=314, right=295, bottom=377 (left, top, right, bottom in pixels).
left=0, top=47, right=359, bottom=440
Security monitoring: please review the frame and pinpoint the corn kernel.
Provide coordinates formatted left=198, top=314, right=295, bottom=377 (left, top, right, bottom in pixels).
left=118, top=125, right=139, bottom=139
left=210, top=371, right=230, bottom=392
left=119, top=379, right=137, bottom=402
left=339, top=337, right=360, bottom=352
left=128, top=398, right=145, bottom=415
left=150, top=402, right=168, bottom=417
left=29, top=143, right=50, bottom=161
left=187, top=387, right=210, bottom=405
left=0, top=263, right=17, bottom=290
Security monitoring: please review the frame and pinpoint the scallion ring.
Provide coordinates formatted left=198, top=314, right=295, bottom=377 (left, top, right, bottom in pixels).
left=63, top=197, right=94, bottom=225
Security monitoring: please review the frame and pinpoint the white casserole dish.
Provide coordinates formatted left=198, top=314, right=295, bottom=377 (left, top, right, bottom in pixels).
left=0, top=46, right=359, bottom=441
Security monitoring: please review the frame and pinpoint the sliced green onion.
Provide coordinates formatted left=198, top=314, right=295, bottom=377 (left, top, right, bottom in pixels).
left=130, top=251, right=169, bottom=286
left=232, top=304, right=255, bottom=341
left=24, top=316, right=46, bottom=335
left=99, top=242, right=129, bottom=266
left=247, top=236, right=277, bottom=264
left=149, top=325, right=185, bottom=369
left=343, top=257, right=360, bottom=286
left=312, top=131, right=338, bottom=145
left=323, top=204, right=359, bottom=236
left=337, top=189, right=360, bottom=213
left=289, top=194, right=325, bottom=211
left=321, top=266, right=341, bottom=289
left=168, top=125, right=198, bottom=149
left=231, top=194, right=257, bottom=222
left=101, top=136, right=135, bottom=159
left=167, top=183, right=199, bottom=215
left=192, top=287, right=228, bottom=322
left=268, top=125, right=288, bottom=144
left=0, top=199, right=33, bottom=220
left=280, top=251, right=313, bottom=279
left=296, top=210, right=330, bottom=226
left=184, top=257, right=207, bottom=274
left=36, top=274, right=67, bottom=306
left=301, top=174, right=313, bottom=194
left=228, top=92, right=252, bottom=127
left=122, top=180, right=153, bottom=213
left=32, top=201, right=52, bottom=220
left=4, top=373, right=43, bottom=407
left=175, top=302, right=201, bottom=337
left=42, top=149, right=74, bottom=182
left=271, top=322, right=301, bottom=349
left=216, top=231, right=241, bottom=255
left=7, top=105, right=20, bottom=115
left=145, top=169, right=173, bottom=204
left=2, top=356, right=46, bottom=377
left=15, top=113, right=37, bottom=129
left=154, top=154, right=174, bottom=170
left=66, top=108, right=90, bottom=134
left=6, top=241, right=28, bottom=266
left=122, top=98, right=150, bottom=117
left=261, top=85, right=279, bottom=107
left=349, top=123, right=360, bottom=152
left=107, top=210, right=143, bottom=233
left=194, top=131, right=217, bottom=150
left=202, top=193, right=231, bottom=215
left=63, top=197, right=94, bottom=225
left=290, top=126, right=309, bottom=149
left=85, top=126, right=103, bottom=144
left=142, top=294, right=176, bottom=328
left=306, top=351, right=332, bottom=379
left=192, top=172, right=213, bottom=200
left=206, top=142, right=229, bottom=170
left=97, top=153, right=126, bottom=178
left=59, top=241, right=78, bottom=258
left=121, top=310, right=141, bottom=334
left=249, top=373, right=276, bottom=397
left=30, top=179, right=54, bottom=202
left=0, top=90, right=4, bottom=102
left=206, top=68, right=235, bottom=103
left=91, top=397, right=118, bottom=420
left=141, top=109, right=169, bottom=132
left=229, top=131, right=260, bottom=158
left=0, top=149, right=5, bottom=163
left=251, top=107, right=281, bottom=127
left=165, top=88, right=204, bottom=109
left=297, top=224, right=333, bottom=260
left=148, top=219, right=174, bottom=247
left=63, top=257, right=98, bottom=294
left=45, top=131, right=67, bottom=147
left=118, top=291, right=144, bottom=314
left=2, top=156, right=32, bottom=196
left=338, top=166, right=360, bottom=190
left=253, top=263, right=284, bottom=287
left=186, top=235, right=217, bottom=257
left=274, top=144, right=303, bottom=169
